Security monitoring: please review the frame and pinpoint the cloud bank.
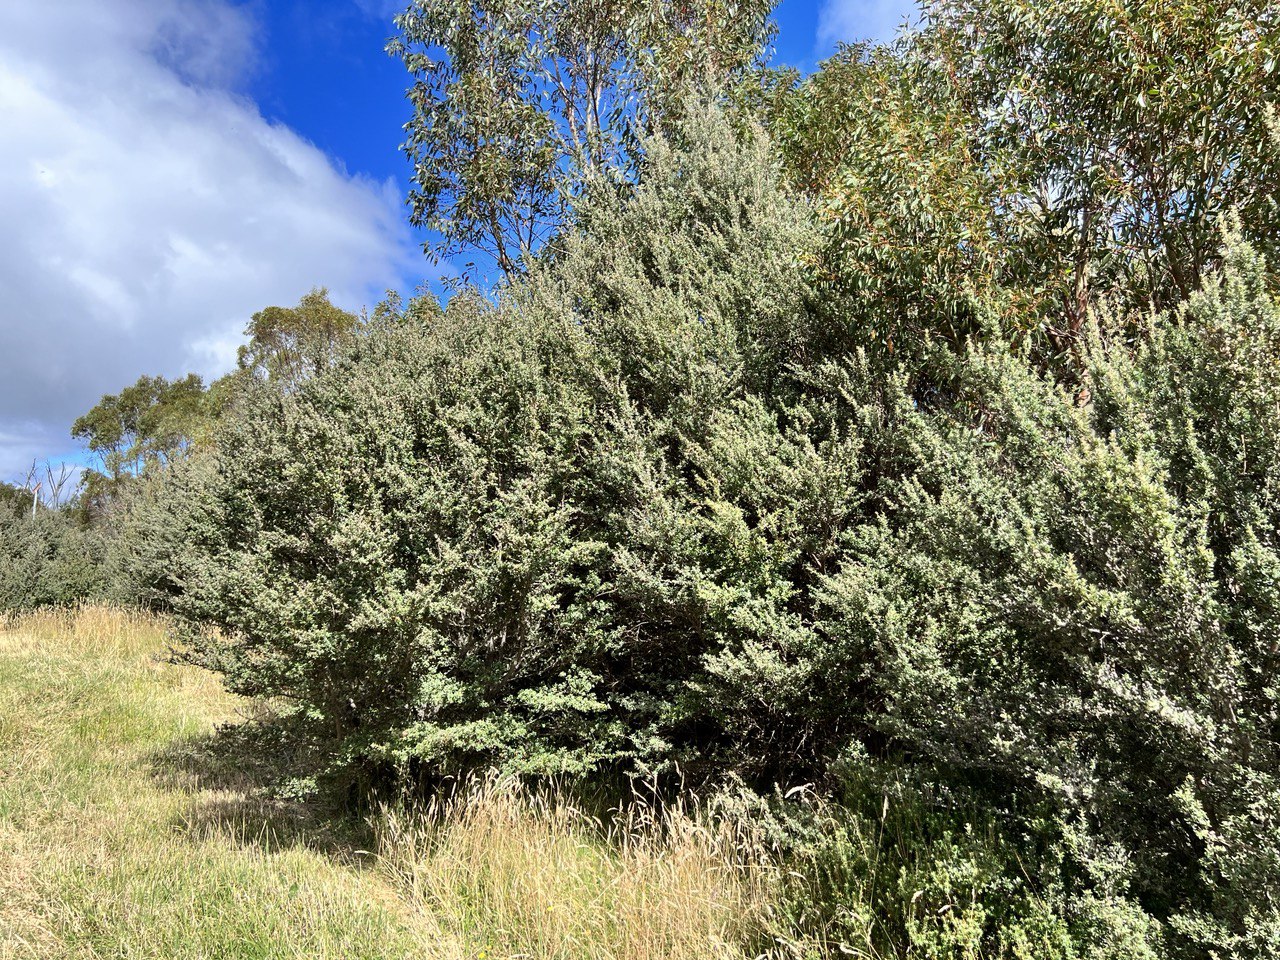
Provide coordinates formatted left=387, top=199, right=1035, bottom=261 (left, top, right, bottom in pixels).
left=0, top=0, right=418, bottom=480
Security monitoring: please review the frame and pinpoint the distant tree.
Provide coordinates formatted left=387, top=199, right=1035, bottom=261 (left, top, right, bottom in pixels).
left=236, top=287, right=361, bottom=388
left=69, top=289, right=356, bottom=514
left=72, top=373, right=208, bottom=511
left=389, top=0, right=775, bottom=277
left=22, top=460, right=76, bottom=512
left=0, top=482, right=27, bottom=516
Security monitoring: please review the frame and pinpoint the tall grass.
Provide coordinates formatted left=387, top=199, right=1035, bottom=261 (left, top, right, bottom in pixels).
left=0, top=602, right=170, bottom=659
left=0, top=604, right=438, bottom=960
left=0, top=606, right=813, bottom=960
left=374, top=777, right=779, bottom=960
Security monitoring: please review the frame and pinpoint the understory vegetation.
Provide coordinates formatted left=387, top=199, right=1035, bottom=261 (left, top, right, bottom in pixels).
left=6, top=0, right=1280, bottom=957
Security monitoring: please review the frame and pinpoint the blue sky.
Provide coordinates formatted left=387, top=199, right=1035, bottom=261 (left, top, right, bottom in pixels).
left=0, top=0, right=915, bottom=483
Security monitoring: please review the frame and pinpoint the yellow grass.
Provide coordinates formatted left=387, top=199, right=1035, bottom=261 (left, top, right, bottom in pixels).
left=375, top=779, right=774, bottom=960
left=0, top=604, right=446, bottom=960
left=0, top=606, right=791, bottom=960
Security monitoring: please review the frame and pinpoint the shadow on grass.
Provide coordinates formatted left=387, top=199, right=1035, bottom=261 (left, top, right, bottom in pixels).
left=148, top=717, right=377, bottom=864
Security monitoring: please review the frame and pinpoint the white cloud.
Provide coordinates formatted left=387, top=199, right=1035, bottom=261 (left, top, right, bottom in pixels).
left=0, top=424, right=79, bottom=486
left=0, top=0, right=420, bottom=482
left=816, top=0, right=915, bottom=51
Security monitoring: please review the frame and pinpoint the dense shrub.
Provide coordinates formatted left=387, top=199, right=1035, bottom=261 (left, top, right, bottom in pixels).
left=126, top=103, right=1280, bottom=957
left=133, top=105, right=820, bottom=786
left=0, top=503, right=108, bottom=611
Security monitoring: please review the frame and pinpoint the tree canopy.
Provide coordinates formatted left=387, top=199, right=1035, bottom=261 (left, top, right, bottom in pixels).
left=71, top=373, right=208, bottom=511
left=389, top=0, right=775, bottom=276
left=236, top=287, right=361, bottom=387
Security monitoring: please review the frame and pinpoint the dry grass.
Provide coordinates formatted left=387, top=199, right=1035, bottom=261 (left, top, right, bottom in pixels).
left=0, top=606, right=800, bottom=960
left=375, top=778, right=777, bottom=960
left=0, top=603, right=174, bottom=659
left=0, top=605, right=443, bottom=960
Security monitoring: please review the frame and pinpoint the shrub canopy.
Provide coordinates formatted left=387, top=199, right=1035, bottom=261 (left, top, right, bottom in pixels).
left=118, top=99, right=1280, bottom=955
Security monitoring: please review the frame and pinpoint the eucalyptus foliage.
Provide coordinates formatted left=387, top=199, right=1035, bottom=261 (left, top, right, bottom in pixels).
left=918, top=0, right=1280, bottom=331
left=389, top=0, right=774, bottom=276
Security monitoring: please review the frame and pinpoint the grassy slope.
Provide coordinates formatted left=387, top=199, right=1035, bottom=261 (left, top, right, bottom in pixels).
left=0, top=607, right=452, bottom=960
left=0, top=608, right=770, bottom=960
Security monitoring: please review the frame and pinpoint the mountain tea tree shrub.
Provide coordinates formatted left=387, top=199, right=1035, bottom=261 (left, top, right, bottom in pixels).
left=798, top=233, right=1280, bottom=958
left=0, top=501, right=109, bottom=611
left=142, top=102, right=828, bottom=788
left=130, top=103, right=1280, bottom=956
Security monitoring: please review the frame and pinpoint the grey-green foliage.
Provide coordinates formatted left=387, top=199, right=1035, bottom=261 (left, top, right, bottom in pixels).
left=135, top=102, right=822, bottom=785
left=129, top=105, right=1280, bottom=957
left=787, top=232, right=1280, bottom=957
left=106, top=451, right=218, bottom=610
left=743, top=769, right=1164, bottom=960
left=0, top=503, right=108, bottom=611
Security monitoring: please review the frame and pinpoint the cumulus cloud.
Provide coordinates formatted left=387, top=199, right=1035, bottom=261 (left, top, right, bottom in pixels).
left=0, top=0, right=419, bottom=481
left=816, top=0, right=915, bottom=51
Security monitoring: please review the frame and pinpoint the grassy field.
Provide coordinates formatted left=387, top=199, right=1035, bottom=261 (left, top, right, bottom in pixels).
left=0, top=607, right=777, bottom=960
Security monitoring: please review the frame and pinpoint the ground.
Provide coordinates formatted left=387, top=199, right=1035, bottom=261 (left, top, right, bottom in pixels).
left=0, top=607, right=765, bottom=960
left=0, top=607, right=450, bottom=960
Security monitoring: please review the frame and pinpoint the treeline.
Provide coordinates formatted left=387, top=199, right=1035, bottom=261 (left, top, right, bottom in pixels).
left=0, top=290, right=361, bottom=606
left=9, top=0, right=1280, bottom=956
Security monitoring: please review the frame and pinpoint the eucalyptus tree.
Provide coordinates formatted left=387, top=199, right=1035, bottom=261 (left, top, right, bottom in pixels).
left=389, top=0, right=775, bottom=277
left=70, top=289, right=357, bottom=515
left=236, top=287, right=361, bottom=388
left=918, top=0, right=1280, bottom=337
left=771, top=43, right=1016, bottom=363
left=72, top=373, right=208, bottom=511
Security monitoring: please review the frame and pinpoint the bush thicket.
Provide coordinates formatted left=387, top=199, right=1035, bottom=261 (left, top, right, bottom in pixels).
left=41, top=0, right=1280, bottom=955
left=0, top=500, right=108, bottom=611
left=112, top=97, right=1280, bottom=956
